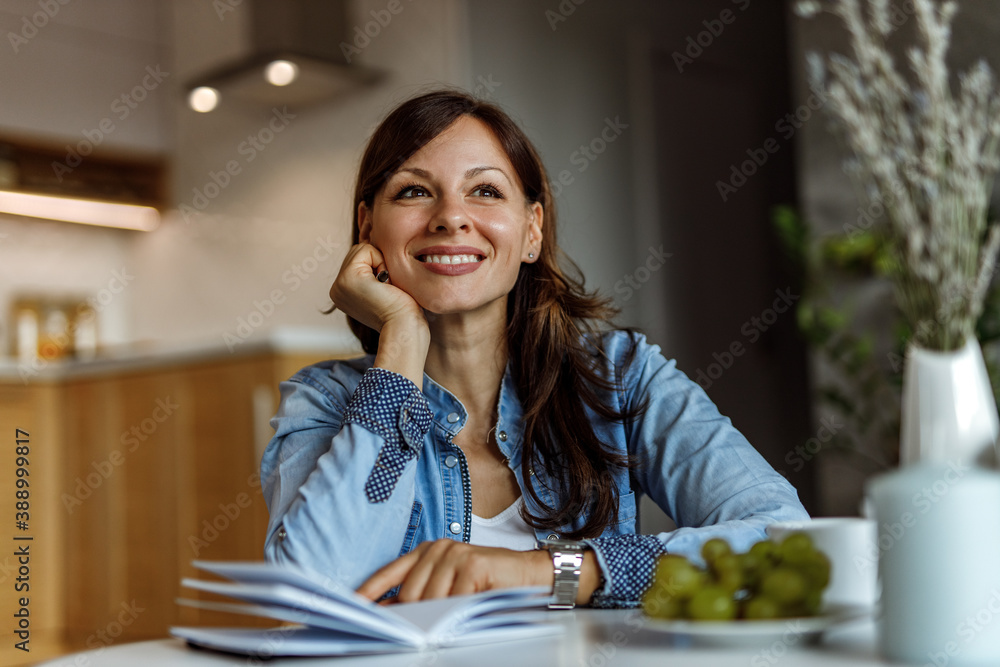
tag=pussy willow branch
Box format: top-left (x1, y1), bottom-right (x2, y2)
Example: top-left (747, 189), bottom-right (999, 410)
top-left (805, 0), bottom-right (1000, 350)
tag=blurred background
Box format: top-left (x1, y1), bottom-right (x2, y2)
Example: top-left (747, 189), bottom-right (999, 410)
top-left (2, 0), bottom-right (999, 662)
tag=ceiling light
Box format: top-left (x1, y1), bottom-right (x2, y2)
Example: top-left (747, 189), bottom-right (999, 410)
top-left (188, 87), bottom-right (220, 113)
top-left (265, 60), bottom-right (299, 86)
top-left (0, 190), bottom-right (160, 231)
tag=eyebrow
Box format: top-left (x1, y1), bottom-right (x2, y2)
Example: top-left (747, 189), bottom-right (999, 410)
top-left (395, 166), bottom-right (512, 183)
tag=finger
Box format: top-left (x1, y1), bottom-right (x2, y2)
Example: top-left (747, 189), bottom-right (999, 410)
top-left (393, 554), bottom-right (437, 602)
top-left (370, 251), bottom-right (390, 284)
top-left (356, 551), bottom-right (420, 600)
top-left (356, 565), bottom-right (407, 601)
top-left (338, 242), bottom-right (381, 275)
top-left (354, 244), bottom-right (386, 276)
top-left (414, 558), bottom-right (461, 600)
top-left (395, 541), bottom-right (456, 602)
top-left (356, 559), bottom-right (414, 599)
top-left (331, 244), bottom-right (376, 294)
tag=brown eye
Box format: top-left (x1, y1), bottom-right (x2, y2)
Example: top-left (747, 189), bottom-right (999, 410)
top-left (472, 183), bottom-right (504, 199)
top-left (393, 184), bottom-right (428, 200)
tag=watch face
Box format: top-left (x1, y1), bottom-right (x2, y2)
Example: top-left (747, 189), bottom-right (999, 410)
top-left (540, 538), bottom-right (585, 551)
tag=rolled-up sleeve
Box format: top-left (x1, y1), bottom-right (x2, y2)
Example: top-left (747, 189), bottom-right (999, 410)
top-left (260, 365), bottom-right (432, 588)
top-left (343, 368), bottom-right (433, 502)
top-left (583, 335), bottom-right (810, 608)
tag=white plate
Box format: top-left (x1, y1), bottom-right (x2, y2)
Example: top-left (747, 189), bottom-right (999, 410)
top-left (642, 604), bottom-right (874, 647)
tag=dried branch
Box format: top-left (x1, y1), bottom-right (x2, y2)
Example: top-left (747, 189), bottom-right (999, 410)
top-left (800, 0), bottom-right (1000, 350)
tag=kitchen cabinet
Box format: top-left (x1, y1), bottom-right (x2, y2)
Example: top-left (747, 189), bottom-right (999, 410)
top-left (0, 382), bottom-right (64, 666)
top-left (0, 338), bottom-right (355, 663)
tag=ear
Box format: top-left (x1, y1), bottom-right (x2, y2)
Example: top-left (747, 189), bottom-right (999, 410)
top-left (357, 201), bottom-right (373, 244)
top-left (523, 201), bottom-right (543, 262)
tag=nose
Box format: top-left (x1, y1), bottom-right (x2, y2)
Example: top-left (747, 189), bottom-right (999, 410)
top-left (428, 192), bottom-right (470, 233)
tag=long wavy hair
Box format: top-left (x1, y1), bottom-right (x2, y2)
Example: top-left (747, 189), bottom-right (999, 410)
top-left (347, 90), bottom-right (641, 539)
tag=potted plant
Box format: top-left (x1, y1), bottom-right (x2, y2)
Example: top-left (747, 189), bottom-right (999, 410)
top-left (798, 0), bottom-right (1000, 465)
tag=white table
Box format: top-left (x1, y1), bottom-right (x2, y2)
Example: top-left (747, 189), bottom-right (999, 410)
top-left (35, 609), bottom-right (892, 667)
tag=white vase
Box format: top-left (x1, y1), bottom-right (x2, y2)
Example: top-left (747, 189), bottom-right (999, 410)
top-left (900, 337), bottom-right (1000, 466)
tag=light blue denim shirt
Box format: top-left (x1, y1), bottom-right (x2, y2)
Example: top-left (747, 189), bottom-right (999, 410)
top-left (260, 331), bottom-right (809, 608)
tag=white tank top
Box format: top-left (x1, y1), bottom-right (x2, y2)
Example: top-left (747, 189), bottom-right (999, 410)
top-left (469, 496), bottom-right (538, 551)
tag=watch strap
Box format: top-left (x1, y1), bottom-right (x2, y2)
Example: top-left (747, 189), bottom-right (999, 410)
top-left (541, 539), bottom-right (585, 610)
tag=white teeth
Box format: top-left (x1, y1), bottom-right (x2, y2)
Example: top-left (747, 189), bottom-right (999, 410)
top-left (422, 254), bottom-right (481, 265)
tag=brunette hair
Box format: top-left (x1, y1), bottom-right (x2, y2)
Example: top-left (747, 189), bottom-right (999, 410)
top-left (347, 90), bottom-right (641, 539)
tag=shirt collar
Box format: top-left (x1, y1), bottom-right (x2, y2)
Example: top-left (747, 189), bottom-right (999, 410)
top-left (419, 364), bottom-right (526, 459)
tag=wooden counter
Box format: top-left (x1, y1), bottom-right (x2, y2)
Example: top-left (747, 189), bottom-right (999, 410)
top-left (0, 333), bottom-right (359, 665)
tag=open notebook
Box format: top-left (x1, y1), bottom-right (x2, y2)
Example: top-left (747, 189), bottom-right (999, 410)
top-left (170, 561), bottom-right (562, 657)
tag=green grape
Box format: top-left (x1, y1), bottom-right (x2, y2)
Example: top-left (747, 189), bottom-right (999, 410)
top-left (743, 595), bottom-right (782, 620)
top-left (701, 538), bottom-right (731, 566)
top-left (687, 586), bottom-right (737, 621)
top-left (643, 590), bottom-right (684, 619)
top-left (800, 551), bottom-right (831, 589)
top-left (739, 551), bottom-right (765, 587)
top-left (802, 589), bottom-right (823, 616)
top-left (712, 553), bottom-right (744, 593)
top-left (657, 553), bottom-right (689, 567)
top-left (749, 539), bottom-right (777, 564)
top-left (654, 555), bottom-right (690, 584)
top-left (711, 552), bottom-right (740, 575)
top-left (777, 532), bottom-right (815, 566)
top-left (654, 556), bottom-right (704, 599)
top-left (644, 536), bottom-right (832, 622)
top-left (760, 567), bottom-right (807, 605)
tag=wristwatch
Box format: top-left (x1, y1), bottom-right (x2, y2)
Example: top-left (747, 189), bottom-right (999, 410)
top-left (538, 538), bottom-right (586, 610)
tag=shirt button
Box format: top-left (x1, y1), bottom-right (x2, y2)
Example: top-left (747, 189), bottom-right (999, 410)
top-left (497, 431), bottom-right (508, 442)
top-left (444, 455), bottom-right (458, 468)
top-left (447, 412), bottom-right (460, 423)
top-left (449, 522), bottom-right (462, 535)
top-left (546, 533), bottom-right (559, 540)
top-left (277, 528), bottom-right (287, 540)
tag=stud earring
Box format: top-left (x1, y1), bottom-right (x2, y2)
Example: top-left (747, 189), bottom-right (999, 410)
top-left (528, 253), bottom-right (534, 259)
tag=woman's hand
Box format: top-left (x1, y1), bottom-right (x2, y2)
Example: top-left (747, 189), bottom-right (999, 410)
top-left (356, 540), bottom-right (554, 603)
top-left (329, 243), bottom-right (429, 385)
top-left (329, 243), bottom-right (421, 333)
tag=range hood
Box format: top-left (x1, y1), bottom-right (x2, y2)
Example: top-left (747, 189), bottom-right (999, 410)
top-left (185, 0), bottom-right (382, 110)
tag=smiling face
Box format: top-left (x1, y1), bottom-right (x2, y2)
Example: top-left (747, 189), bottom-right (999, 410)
top-left (358, 115), bottom-right (543, 317)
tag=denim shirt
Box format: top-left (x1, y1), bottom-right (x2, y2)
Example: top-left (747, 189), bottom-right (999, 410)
top-left (260, 331), bottom-right (809, 608)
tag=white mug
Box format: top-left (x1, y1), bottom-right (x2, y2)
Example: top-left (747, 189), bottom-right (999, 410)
top-left (867, 462), bottom-right (1000, 665)
top-left (766, 517), bottom-right (879, 609)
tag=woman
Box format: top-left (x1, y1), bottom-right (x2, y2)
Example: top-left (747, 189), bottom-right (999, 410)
top-left (260, 90), bottom-right (809, 609)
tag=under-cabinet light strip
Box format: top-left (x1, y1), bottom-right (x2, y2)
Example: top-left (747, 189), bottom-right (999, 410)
top-left (0, 190), bottom-right (160, 231)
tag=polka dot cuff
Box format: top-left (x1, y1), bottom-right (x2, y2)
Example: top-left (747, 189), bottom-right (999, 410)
top-left (342, 368), bottom-right (432, 504)
top-left (586, 534), bottom-right (665, 608)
